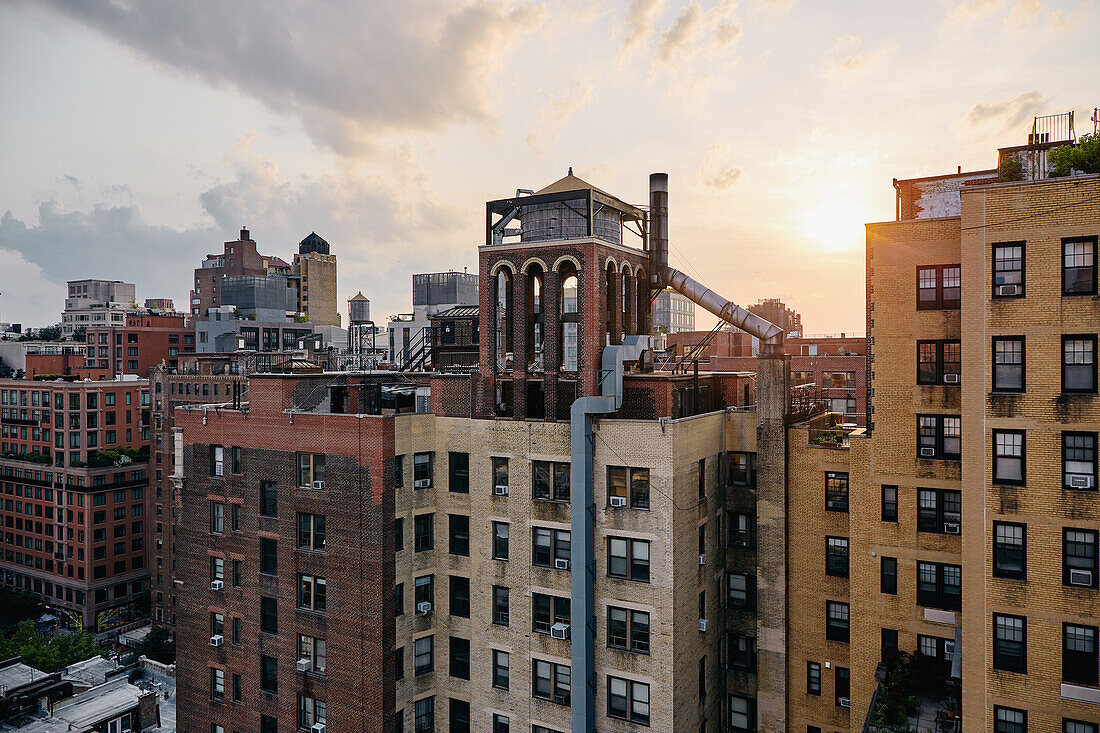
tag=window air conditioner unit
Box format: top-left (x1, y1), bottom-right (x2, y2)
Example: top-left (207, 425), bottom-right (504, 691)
top-left (943, 373), bottom-right (959, 384)
top-left (312, 480), bottom-right (325, 490)
top-left (998, 285), bottom-right (1020, 296)
top-left (699, 553), bottom-right (707, 566)
top-left (209, 635), bottom-right (224, 647)
top-left (1069, 569), bottom-right (1093, 587)
top-left (1069, 475), bottom-right (1095, 489)
top-left (550, 622), bottom-right (570, 640)
top-left (609, 496), bottom-right (627, 507)
top-left (296, 658), bottom-right (312, 672)
top-left (698, 619), bottom-right (709, 632)
top-left (920, 448), bottom-right (935, 458)
top-left (210, 580), bottom-right (224, 591)
top-left (416, 601), bottom-right (432, 615)
top-left (311, 724), bottom-right (326, 733)
top-left (839, 697), bottom-right (851, 709)
top-left (554, 558), bottom-right (570, 571)
top-left (414, 479), bottom-right (430, 489)
top-left (943, 522), bottom-right (961, 535)
top-left (494, 485), bottom-right (509, 496)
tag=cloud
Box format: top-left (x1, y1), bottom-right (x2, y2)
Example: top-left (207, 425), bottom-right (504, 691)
top-left (635, 0), bottom-right (740, 65)
top-left (824, 35), bottom-right (896, 78)
top-left (1004, 0), bottom-right (1067, 32)
top-left (15, 0), bottom-right (544, 156)
top-left (657, 4), bottom-right (705, 62)
top-left (0, 249), bottom-right (65, 329)
top-left (963, 89), bottom-right (1046, 132)
top-left (943, 0), bottom-right (1005, 29)
top-left (623, 0), bottom-right (664, 48)
top-left (526, 80), bottom-right (594, 155)
top-left (700, 145), bottom-right (742, 190)
top-left (0, 135), bottom-right (473, 327)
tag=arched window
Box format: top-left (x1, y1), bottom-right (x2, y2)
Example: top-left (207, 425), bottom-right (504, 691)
top-left (561, 270), bottom-right (579, 371)
top-left (495, 270), bottom-right (511, 372)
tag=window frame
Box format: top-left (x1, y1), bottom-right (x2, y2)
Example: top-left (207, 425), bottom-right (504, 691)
top-left (1062, 334), bottom-right (1098, 394)
top-left (806, 661), bottom-right (821, 695)
top-left (881, 485), bottom-right (898, 522)
top-left (916, 263), bottom-right (961, 310)
top-left (993, 521), bottom-right (1027, 580)
top-left (606, 605), bottom-right (650, 655)
top-left (491, 520), bottom-right (509, 560)
top-left (606, 465), bottom-right (650, 510)
top-left (917, 488), bottom-right (962, 534)
top-left (880, 556), bottom-right (897, 595)
top-left (992, 241), bottom-right (1026, 297)
top-left (1062, 622), bottom-right (1098, 686)
top-left (825, 536), bottom-right (849, 578)
top-left (532, 460), bottom-right (570, 503)
top-left (916, 561), bottom-right (961, 611)
top-left (607, 675), bottom-right (650, 726)
top-left (916, 340), bottom-right (962, 385)
top-left (992, 336), bottom-right (1026, 392)
top-left (917, 414), bottom-right (961, 460)
top-left (1063, 527), bottom-right (1099, 589)
top-left (825, 600), bottom-right (849, 643)
top-left (825, 471), bottom-right (849, 512)
top-left (993, 614), bottom-right (1027, 674)
top-left (447, 452), bottom-right (469, 493)
top-left (607, 536), bottom-right (650, 582)
top-left (992, 429), bottom-right (1026, 486)
top-left (1063, 431), bottom-right (1098, 491)
top-left (1062, 235), bottom-right (1098, 296)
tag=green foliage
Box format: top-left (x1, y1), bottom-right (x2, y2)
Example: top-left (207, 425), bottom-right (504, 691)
top-left (1050, 134), bottom-right (1100, 176)
top-left (88, 446), bottom-right (149, 468)
top-left (0, 589), bottom-right (42, 629)
top-left (0, 621), bottom-right (107, 673)
top-left (0, 450), bottom-right (52, 465)
top-left (135, 626), bottom-right (175, 665)
top-left (998, 157), bottom-right (1023, 182)
top-left (72, 326), bottom-right (86, 342)
top-left (37, 326), bottom-right (62, 341)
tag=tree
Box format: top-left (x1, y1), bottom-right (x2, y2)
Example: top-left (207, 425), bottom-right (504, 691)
top-left (0, 588), bottom-right (42, 629)
top-left (72, 326), bottom-right (86, 342)
top-left (135, 626), bottom-right (175, 664)
top-left (1050, 134), bottom-right (1100, 176)
top-left (37, 326), bottom-right (62, 341)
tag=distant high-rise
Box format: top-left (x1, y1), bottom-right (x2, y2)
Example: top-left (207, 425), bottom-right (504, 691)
top-left (61, 279), bottom-right (135, 337)
top-left (651, 289), bottom-right (695, 333)
top-left (190, 229), bottom-right (268, 318)
top-left (293, 232), bottom-right (340, 327)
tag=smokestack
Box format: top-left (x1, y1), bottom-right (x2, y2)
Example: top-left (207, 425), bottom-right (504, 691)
top-left (649, 173), bottom-right (668, 290)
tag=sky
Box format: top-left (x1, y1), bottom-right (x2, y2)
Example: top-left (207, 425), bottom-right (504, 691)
top-left (0, 0), bottom-right (1097, 334)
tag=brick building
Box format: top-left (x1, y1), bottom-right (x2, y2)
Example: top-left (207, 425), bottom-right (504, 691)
top-left (85, 311), bottom-right (193, 377)
top-left (172, 171), bottom-right (793, 733)
top-left (191, 229), bottom-right (272, 318)
top-left (0, 375), bottom-right (152, 632)
top-left (294, 232), bottom-right (340, 327)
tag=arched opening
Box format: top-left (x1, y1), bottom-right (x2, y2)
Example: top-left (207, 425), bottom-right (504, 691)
top-left (621, 263), bottom-right (633, 337)
top-left (636, 269), bottom-right (649, 335)
top-left (560, 264), bottom-right (579, 371)
top-left (494, 269), bottom-right (512, 373)
top-left (605, 262), bottom-right (619, 345)
top-left (526, 263), bottom-right (545, 369)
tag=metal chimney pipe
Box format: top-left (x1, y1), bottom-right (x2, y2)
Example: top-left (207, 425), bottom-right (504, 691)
top-left (649, 173), bottom-right (668, 290)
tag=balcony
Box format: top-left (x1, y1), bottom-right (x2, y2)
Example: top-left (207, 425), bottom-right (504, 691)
top-left (806, 413), bottom-right (866, 450)
top-left (863, 651), bottom-right (960, 733)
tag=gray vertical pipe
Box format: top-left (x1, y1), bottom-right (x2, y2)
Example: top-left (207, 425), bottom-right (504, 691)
top-left (650, 173), bottom-right (668, 290)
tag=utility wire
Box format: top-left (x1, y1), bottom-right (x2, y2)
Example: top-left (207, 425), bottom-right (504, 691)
top-left (592, 429), bottom-right (706, 512)
top-left (958, 192), bottom-right (1100, 231)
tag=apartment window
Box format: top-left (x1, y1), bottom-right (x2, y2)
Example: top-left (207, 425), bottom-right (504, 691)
top-left (448, 576), bottom-right (470, 618)
top-left (447, 452), bottom-right (469, 493)
top-left (1065, 720), bottom-right (1097, 733)
top-left (730, 511), bottom-right (753, 547)
top-left (260, 538), bottom-right (277, 575)
top-left (260, 481), bottom-right (277, 518)
top-left (917, 340), bottom-right (961, 385)
top-left (881, 485), bottom-right (898, 522)
top-left (993, 430), bottom-right (1026, 485)
top-left (993, 242), bottom-right (1025, 296)
top-left (994, 613), bottom-right (1027, 673)
top-left (1064, 432), bottom-right (1098, 490)
top-left (297, 574), bottom-right (326, 612)
top-left (917, 264), bottom-right (961, 310)
top-left (261, 715), bottom-right (277, 733)
top-left (492, 521), bottom-right (509, 560)
top-left (1063, 623), bottom-right (1098, 686)
top-left (993, 522), bottom-right (1026, 579)
top-left (1063, 236), bottom-right (1097, 295)
top-left (532, 527), bottom-right (570, 569)
top-left (395, 583), bottom-right (404, 616)
top-left (210, 556), bottom-right (224, 582)
top-left (826, 601), bottom-right (849, 643)
top-left (297, 696), bottom-right (326, 730)
top-left (1063, 528), bottom-right (1098, 588)
top-left (806, 661), bottom-right (821, 695)
top-left (727, 573), bottom-right (754, 609)
top-left (533, 593), bottom-right (570, 635)
top-left (394, 516), bottom-right (406, 553)
top-left (882, 628), bottom-right (899, 662)
top-left (260, 597), bottom-right (277, 634)
top-left (992, 337), bottom-right (1025, 391)
top-left (917, 488), bottom-right (961, 534)
top-left (729, 451), bottom-right (756, 486)
top-left (231, 673), bottom-right (241, 702)
top-left (413, 452), bottom-right (433, 487)
top-left (209, 446), bottom-right (224, 477)
top-left (298, 634), bottom-right (326, 673)
top-left (210, 502), bottom-right (224, 533)
top-left (825, 536), bottom-right (849, 577)
top-left (533, 659), bottom-right (570, 706)
top-left (297, 453), bottom-right (326, 488)
top-left (413, 635), bottom-right (434, 675)
top-left (608, 537), bottom-right (649, 581)
top-left (232, 561), bottom-right (242, 587)
top-left (294, 513), bottom-right (325, 552)
top-left (448, 636), bottom-right (469, 680)
top-left (445, 514), bottom-right (469, 556)
top-left (880, 556), bottom-right (897, 594)
top-left (414, 697), bottom-right (434, 733)
top-left (835, 667), bottom-right (850, 708)
top-left (1063, 335), bottom-right (1097, 393)
top-left (728, 633), bottom-right (756, 671)
top-left (414, 575), bottom-right (433, 609)
top-left (917, 562), bottom-right (961, 611)
top-left (917, 415), bottom-right (961, 459)
top-left (492, 715), bottom-right (509, 733)
top-left (260, 655), bottom-right (277, 694)
top-left (491, 456), bottom-right (508, 493)
top-left (210, 667), bottom-right (225, 701)
top-left (394, 455), bottom-right (404, 488)
top-left (607, 607), bottom-right (650, 654)
top-left (825, 472), bottom-right (848, 512)
top-left (492, 649), bottom-right (510, 689)
top-left (607, 466), bottom-right (650, 509)
top-left (492, 585), bottom-right (509, 625)
top-left (448, 699), bottom-right (469, 733)
top-left (533, 460), bottom-right (570, 502)
top-left (727, 694), bottom-right (753, 732)
top-left (231, 504), bottom-right (240, 531)
top-left (414, 513), bottom-right (434, 552)
top-left (232, 617), bottom-right (242, 643)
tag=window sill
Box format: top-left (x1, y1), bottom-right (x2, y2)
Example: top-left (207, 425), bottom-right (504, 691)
top-left (607, 645), bottom-right (650, 656)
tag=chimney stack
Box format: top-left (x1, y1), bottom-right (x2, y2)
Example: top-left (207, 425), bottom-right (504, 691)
top-left (649, 173), bottom-right (668, 290)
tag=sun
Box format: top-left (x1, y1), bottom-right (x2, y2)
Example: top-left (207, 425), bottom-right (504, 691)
top-left (799, 196), bottom-right (872, 253)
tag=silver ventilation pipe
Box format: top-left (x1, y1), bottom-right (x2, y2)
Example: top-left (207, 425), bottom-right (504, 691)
top-left (648, 173), bottom-right (785, 355)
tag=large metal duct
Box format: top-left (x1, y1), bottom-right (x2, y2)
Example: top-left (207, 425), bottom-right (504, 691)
top-left (648, 173), bottom-right (785, 355)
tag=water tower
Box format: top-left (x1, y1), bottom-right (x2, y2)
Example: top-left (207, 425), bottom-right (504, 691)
top-left (347, 292), bottom-right (373, 369)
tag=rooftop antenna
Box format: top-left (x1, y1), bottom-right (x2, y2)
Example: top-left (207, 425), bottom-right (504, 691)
top-left (1093, 107), bottom-right (1099, 135)
top-left (568, 166), bottom-right (573, 176)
